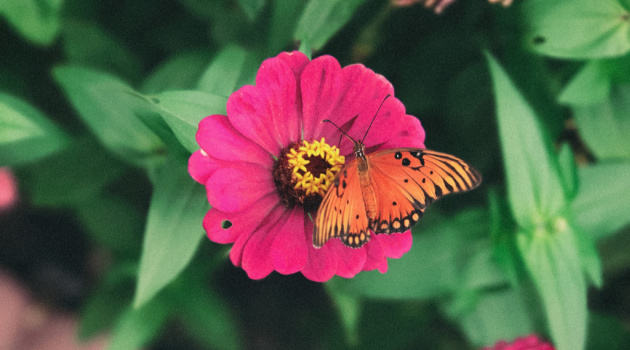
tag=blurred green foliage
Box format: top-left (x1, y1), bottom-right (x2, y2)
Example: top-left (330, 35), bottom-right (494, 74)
top-left (1, 0), bottom-right (630, 349)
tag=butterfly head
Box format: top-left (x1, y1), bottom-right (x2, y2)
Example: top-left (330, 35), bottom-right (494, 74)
top-left (352, 139), bottom-right (366, 160)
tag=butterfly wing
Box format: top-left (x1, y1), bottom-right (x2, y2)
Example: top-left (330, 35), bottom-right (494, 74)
top-left (367, 148), bottom-right (482, 234)
top-left (313, 161), bottom-right (372, 248)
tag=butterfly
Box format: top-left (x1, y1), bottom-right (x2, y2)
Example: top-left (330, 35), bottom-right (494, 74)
top-left (313, 98), bottom-right (482, 249)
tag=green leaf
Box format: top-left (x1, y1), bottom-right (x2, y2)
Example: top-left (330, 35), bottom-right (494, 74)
top-left (572, 162), bottom-right (630, 240)
top-left (0, 0), bottom-right (62, 45)
top-left (142, 51), bottom-right (213, 94)
top-left (61, 20), bottom-right (142, 81)
top-left (238, 0), bottom-right (265, 21)
top-left (53, 66), bottom-right (165, 166)
top-left (524, 0), bottom-right (630, 59)
top-left (172, 276), bottom-right (242, 350)
top-left (327, 209), bottom-right (490, 300)
top-left (558, 61), bottom-right (611, 105)
top-left (294, 0), bottom-right (367, 51)
top-left (268, 0), bottom-right (307, 54)
top-left (149, 91), bottom-right (227, 153)
top-left (569, 85), bottom-right (630, 160)
top-left (198, 45), bottom-right (260, 97)
top-left (573, 225), bottom-right (603, 288)
top-left (17, 138), bottom-right (127, 207)
top-left (517, 224), bottom-right (587, 350)
top-left (107, 297), bottom-right (170, 350)
top-left (451, 289), bottom-right (533, 348)
top-left (0, 93), bottom-right (69, 166)
top-left (327, 288), bottom-right (360, 347)
top-left (489, 189), bottom-right (522, 287)
top-left (133, 157), bottom-right (209, 308)
top-left (78, 270), bottom-right (134, 340)
top-left (558, 143), bottom-right (578, 201)
top-left (485, 52), bottom-right (566, 227)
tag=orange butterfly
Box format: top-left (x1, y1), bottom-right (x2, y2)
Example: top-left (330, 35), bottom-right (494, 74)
top-left (313, 100), bottom-right (482, 249)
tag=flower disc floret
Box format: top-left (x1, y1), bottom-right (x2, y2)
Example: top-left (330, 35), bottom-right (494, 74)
top-left (273, 138), bottom-right (344, 210)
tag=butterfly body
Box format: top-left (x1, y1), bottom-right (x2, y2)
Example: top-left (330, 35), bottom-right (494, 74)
top-left (313, 140), bottom-right (481, 249)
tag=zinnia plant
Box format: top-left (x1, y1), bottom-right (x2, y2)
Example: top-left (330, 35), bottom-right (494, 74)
top-left (188, 51), bottom-right (425, 282)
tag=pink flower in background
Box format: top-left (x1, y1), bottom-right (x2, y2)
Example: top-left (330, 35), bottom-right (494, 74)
top-left (392, 0), bottom-right (456, 13)
top-left (392, 0), bottom-right (513, 13)
top-left (0, 167), bottom-right (18, 211)
top-left (189, 51), bottom-right (425, 282)
top-left (482, 334), bottom-right (555, 350)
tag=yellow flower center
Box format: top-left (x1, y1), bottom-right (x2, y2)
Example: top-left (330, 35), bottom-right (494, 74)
top-left (273, 138), bottom-right (345, 209)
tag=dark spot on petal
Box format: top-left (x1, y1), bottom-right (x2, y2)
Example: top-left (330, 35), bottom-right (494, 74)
top-left (221, 220), bottom-right (232, 229)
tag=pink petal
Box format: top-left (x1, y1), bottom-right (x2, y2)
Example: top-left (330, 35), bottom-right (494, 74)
top-left (361, 236), bottom-right (386, 271)
top-left (300, 219), bottom-right (367, 281)
top-left (302, 59), bottom-right (394, 143)
top-left (379, 231), bottom-right (413, 258)
top-left (379, 115), bottom-right (426, 149)
top-left (275, 51), bottom-right (310, 81)
top-left (206, 165), bottom-right (275, 213)
top-left (227, 56), bottom-right (301, 156)
top-left (240, 205), bottom-right (289, 279)
top-left (270, 206), bottom-right (308, 275)
top-left (203, 193), bottom-right (281, 244)
top-left (196, 115), bottom-right (273, 168)
top-left (188, 150), bottom-right (225, 184)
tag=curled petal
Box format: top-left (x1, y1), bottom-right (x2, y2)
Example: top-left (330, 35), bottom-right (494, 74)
top-left (197, 115), bottom-right (273, 168)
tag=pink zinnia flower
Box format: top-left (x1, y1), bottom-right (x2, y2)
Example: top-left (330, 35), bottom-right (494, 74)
top-left (189, 51), bottom-right (425, 282)
top-left (483, 334), bottom-right (555, 350)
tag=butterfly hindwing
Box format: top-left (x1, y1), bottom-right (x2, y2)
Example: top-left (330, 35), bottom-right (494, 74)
top-left (313, 161), bottom-right (371, 248)
top-left (367, 148), bottom-right (482, 234)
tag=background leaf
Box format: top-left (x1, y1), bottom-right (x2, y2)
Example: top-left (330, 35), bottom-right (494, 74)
top-left (572, 162), bottom-right (630, 240)
top-left (0, 93), bottom-right (69, 166)
top-left (53, 66), bottom-right (164, 166)
top-left (197, 45), bottom-right (261, 97)
top-left (517, 225), bottom-right (587, 350)
top-left (150, 90), bottom-right (227, 153)
top-left (485, 52), bottom-right (566, 227)
top-left (0, 0), bottom-right (62, 45)
top-left (107, 296), bottom-right (170, 350)
top-left (294, 0), bottom-right (368, 51)
top-left (524, 0), bottom-right (630, 59)
top-left (133, 157), bottom-right (209, 308)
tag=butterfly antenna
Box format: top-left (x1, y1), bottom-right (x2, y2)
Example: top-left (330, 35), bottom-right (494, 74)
top-left (362, 94), bottom-right (391, 142)
top-left (321, 119), bottom-right (356, 143)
